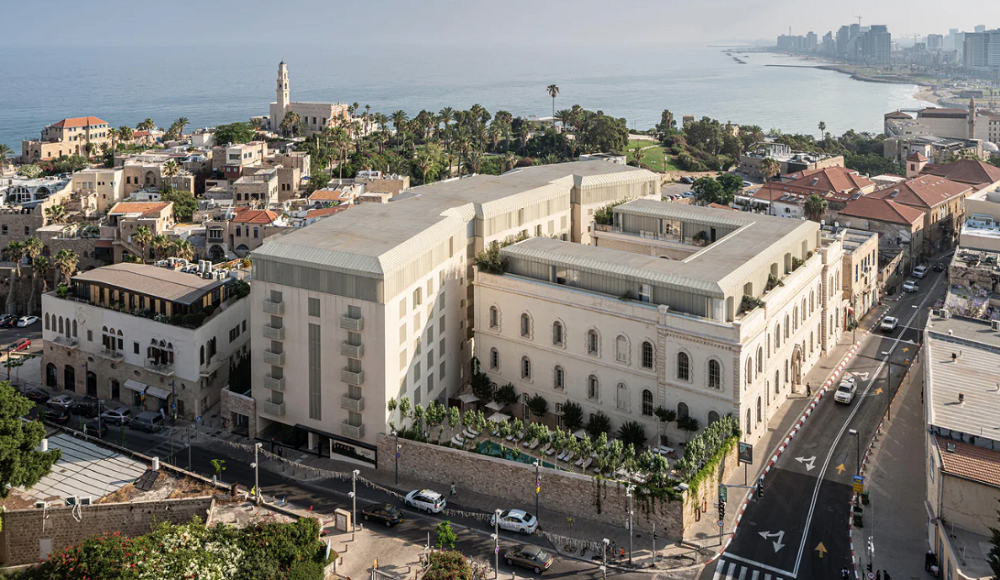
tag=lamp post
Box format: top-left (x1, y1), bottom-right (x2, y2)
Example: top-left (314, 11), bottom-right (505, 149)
top-left (848, 429), bottom-right (860, 475)
top-left (625, 483), bottom-right (634, 566)
top-left (493, 508), bottom-right (502, 579)
top-left (533, 461), bottom-right (540, 527)
top-left (393, 428), bottom-right (400, 485)
top-left (882, 351), bottom-right (894, 420)
top-left (602, 538), bottom-right (610, 580)
top-left (252, 442), bottom-right (261, 505)
top-left (188, 425), bottom-right (195, 471)
top-left (352, 469), bottom-right (360, 539)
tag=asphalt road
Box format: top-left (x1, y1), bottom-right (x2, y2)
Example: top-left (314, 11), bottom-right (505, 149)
top-left (704, 270), bottom-right (946, 580)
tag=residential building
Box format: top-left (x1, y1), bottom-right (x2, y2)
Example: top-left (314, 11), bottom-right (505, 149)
top-left (242, 161), bottom-right (659, 457)
top-left (21, 116), bottom-right (111, 162)
top-left (884, 135), bottom-right (985, 165)
top-left (211, 142), bottom-right (269, 180)
top-left (833, 195), bottom-right (927, 275)
top-left (820, 224), bottom-right (879, 319)
top-left (355, 170), bottom-right (409, 197)
top-left (119, 153), bottom-right (196, 196)
top-left (922, 313), bottom-right (1000, 580)
top-left (262, 151), bottom-right (310, 201)
top-left (72, 167), bottom-right (125, 214)
top-left (868, 175), bottom-right (974, 253)
top-left (919, 158), bottom-right (1000, 194)
top-left (746, 166), bottom-right (876, 218)
top-left (884, 100), bottom-right (996, 145)
top-left (41, 263), bottom-right (250, 420)
top-left (740, 143), bottom-right (844, 179)
top-left (105, 202), bottom-right (175, 262)
top-left (205, 208), bottom-right (290, 261)
top-left (963, 29), bottom-right (1000, 74)
top-left (232, 168), bottom-right (279, 207)
top-left (0, 175), bottom-right (72, 208)
top-left (268, 62), bottom-right (351, 134)
top-left (476, 201), bottom-right (846, 447)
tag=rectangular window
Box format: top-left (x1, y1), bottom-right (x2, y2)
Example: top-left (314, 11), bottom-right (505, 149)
top-left (438, 293), bottom-right (445, 310)
top-left (414, 337), bottom-right (422, 356)
top-left (242, 320), bottom-right (246, 332)
top-left (400, 349), bottom-right (407, 370)
top-left (87, 330), bottom-right (93, 342)
top-left (427, 279), bottom-right (434, 295)
top-left (412, 287), bottom-right (422, 308)
top-left (439, 315), bottom-right (445, 334)
top-left (439, 338), bottom-right (446, 356)
top-left (427, 373), bottom-right (434, 393)
top-left (399, 325), bottom-right (407, 344)
top-left (133, 342), bottom-right (139, 354)
top-left (308, 297), bottom-right (320, 317)
top-left (427, 350), bottom-right (434, 367)
top-left (269, 289), bottom-right (282, 303)
top-left (426, 325), bottom-right (434, 342)
top-left (413, 361), bottom-right (421, 381)
top-left (308, 323), bottom-right (322, 420)
top-left (348, 305), bottom-right (361, 319)
top-left (399, 300), bottom-right (407, 317)
top-left (439, 361), bottom-right (446, 380)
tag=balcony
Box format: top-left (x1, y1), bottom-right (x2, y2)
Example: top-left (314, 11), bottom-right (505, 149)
top-left (341, 422), bottom-right (365, 439)
top-left (144, 359), bottom-right (175, 376)
top-left (341, 369), bottom-right (365, 385)
top-left (263, 300), bottom-right (285, 315)
top-left (340, 314), bottom-right (364, 331)
top-left (340, 342), bottom-right (364, 358)
top-left (262, 325), bottom-right (285, 340)
top-left (341, 394), bottom-right (365, 412)
top-left (263, 375), bottom-right (285, 391)
top-left (51, 336), bottom-right (79, 350)
top-left (261, 400), bottom-right (286, 417)
top-left (98, 348), bottom-right (124, 361)
top-left (262, 350), bottom-right (285, 366)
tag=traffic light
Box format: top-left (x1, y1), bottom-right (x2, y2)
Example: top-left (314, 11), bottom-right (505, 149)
top-left (757, 476), bottom-right (765, 499)
top-left (719, 499), bottom-right (726, 520)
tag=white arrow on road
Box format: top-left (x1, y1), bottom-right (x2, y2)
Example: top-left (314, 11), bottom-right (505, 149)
top-left (854, 372), bottom-right (870, 381)
top-left (795, 456), bottom-right (817, 471)
top-left (759, 530), bottom-right (786, 552)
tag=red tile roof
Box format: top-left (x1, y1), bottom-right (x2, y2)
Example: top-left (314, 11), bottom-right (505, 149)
top-left (784, 166), bottom-right (874, 193)
top-left (936, 436), bottom-right (1000, 488)
top-left (869, 175), bottom-right (971, 209)
top-left (232, 208), bottom-right (280, 224)
top-left (308, 189), bottom-right (347, 201)
top-left (884, 111), bottom-right (912, 119)
top-left (906, 152), bottom-right (928, 162)
top-left (918, 108), bottom-right (969, 117)
top-left (108, 202), bottom-right (171, 217)
top-left (921, 159), bottom-right (1000, 187)
top-left (837, 196), bottom-right (925, 226)
top-left (306, 205), bottom-right (350, 219)
top-left (51, 116), bottom-right (108, 128)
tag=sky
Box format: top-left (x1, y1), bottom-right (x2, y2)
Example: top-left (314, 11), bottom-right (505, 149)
top-left (0, 0), bottom-right (994, 49)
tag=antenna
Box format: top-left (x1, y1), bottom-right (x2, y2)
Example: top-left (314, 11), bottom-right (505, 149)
top-left (853, 15), bottom-right (862, 27)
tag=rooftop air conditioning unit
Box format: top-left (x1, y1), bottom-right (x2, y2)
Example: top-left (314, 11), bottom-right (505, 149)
top-left (991, 319), bottom-right (1000, 331)
top-left (65, 496), bottom-right (79, 506)
top-left (34, 501), bottom-right (46, 509)
top-left (80, 497), bottom-right (92, 505)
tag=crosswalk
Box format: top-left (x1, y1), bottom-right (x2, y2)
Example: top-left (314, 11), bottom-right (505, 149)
top-left (712, 558), bottom-right (790, 580)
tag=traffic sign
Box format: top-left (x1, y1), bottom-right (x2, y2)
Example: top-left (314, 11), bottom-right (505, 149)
top-left (717, 520), bottom-right (724, 527)
top-left (867, 573), bottom-right (874, 579)
top-left (738, 442), bottom-right (753, 465)
top-left (495, 546), bottom-right (500, 555)
top-left (853, 475), bottom-right (865, 493)
top-left (718, 484), bottom-right (728, 502)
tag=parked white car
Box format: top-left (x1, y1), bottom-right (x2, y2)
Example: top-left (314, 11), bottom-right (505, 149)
top-left (912, 265), bottom-right (928, 279)
top-left (880, 316), bottom-right (898, 332)
top-left (834, 374), bottom-right (857, 404)
top-left (17, 316), bottom-right (39, 327)
top-left (404, 489), bottom-right (446, 514)
top-left (902, 279), bottom-right (919, 293)
top-left (46, 394), bottom-right (74, 409)
top-left (491, 509), bottom-right (539, 535)
top-left (100, 407), bottom-right (133, 425)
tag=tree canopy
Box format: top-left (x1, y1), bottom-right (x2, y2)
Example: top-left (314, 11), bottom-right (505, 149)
top-left (160, 187), bottom-right (198, 222)
top-left (0, 383), bottom-right (61, 520)
top-left (215, 122), bottom-right (257, 146)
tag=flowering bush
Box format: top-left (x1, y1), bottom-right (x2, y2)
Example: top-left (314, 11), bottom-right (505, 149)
top-left (14, 517), bottom-right (332, 580)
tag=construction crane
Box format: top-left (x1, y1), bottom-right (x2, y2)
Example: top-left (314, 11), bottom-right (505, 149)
top-left (853, 15), bottom-right (863, 27)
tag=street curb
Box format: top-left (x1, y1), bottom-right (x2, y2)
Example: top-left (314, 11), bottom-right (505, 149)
top-left (704, 312), bottom-right (883, 567)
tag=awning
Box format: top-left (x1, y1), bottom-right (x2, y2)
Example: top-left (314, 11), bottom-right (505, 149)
top-left (144, 386), bottom-right (171, 400)
top-left (485, 401), bottom-right (503, 412)
top-left (457, 394), bottom-right (479, 404)
top-left (123, 379), bottom-right (147, 393)
top-left (488, 412), bottom-right (510, 423)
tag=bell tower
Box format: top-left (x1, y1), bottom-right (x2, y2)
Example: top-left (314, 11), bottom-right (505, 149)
top-left (276, 61), bottom-right (290, 114)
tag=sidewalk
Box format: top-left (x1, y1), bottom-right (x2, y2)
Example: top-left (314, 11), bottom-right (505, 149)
top-left (851, 356), bottom-right (929, 579)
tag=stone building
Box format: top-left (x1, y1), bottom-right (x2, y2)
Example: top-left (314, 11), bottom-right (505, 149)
top-left (267, 61), bottom-right (350, 134)
top-left (104, 202), bottom-right (175, 262)
top-left (20, 116), bottom-right (111, 162)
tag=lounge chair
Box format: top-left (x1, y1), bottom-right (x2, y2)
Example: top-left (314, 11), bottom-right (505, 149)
top-left (545, 446), bottom-right (556, 456)
top-left (467, 427), bottom-right (480, 437)
top-left (505, 432), bottom-right (515, 442)
top-left (529, 439), bottom-right (540, 450)
top-left (575, 456), bottom-right (585, 467)
top-left (582, 457), bottom-right (593, 470)
top-left (539, 443), bottom-right (551, 454)
top-left (450, 435), bottom-right (464, 447)
top-left (556, 450), bottom-right (567, 461)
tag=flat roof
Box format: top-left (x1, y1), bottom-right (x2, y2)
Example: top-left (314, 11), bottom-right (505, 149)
top-left (72, 263), bottom-right (226, 304)
top-left (253, 161), bottom-right (657, 277)
top-left (925, 314), bottom-right (1000, 441)
top-left (23, 433), bottom-right (147, 502)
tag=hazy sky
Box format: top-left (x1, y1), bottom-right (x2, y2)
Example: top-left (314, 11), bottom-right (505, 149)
top-left (0, 0), bottom-right (994, 48)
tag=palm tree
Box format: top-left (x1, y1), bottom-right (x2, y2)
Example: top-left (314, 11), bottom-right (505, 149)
top-left (133, 225), bottom-right (153, 263)
top-left (760, 157), bottom-right (781, 185)
top-left (107, 127), bottom-right (119, 152)
top-left (555, 109), bottom-right (574, 130)
top-left (804, 193), bottom-right (828, 222)
top-left (162, 160), bottom-right (179, 190)
top-left (326, 127), bottom-right (351, 180)
top-left (546, 84), bottom-right (560, 122)
top-left (137, 118), bottom-right (155, 131)
top-left (44, 204), bottom-right (67, 224)
top-left (464, 150), bottom-right (484, 175)
top-left (0, 144), bottom-right (12, 161)
top-left (171, 239), bottom-right (194, 261)
top-left (817, 121), bottom-right (826, 141)
top-left (53, 249), bottom-right (78, 286)
top-left (23, 237), bottom-right (42, 314)
top-left (174, 117), bottom-right (189, 137)
top-left (391, 110), bottom-right (408, 151)
top-left (151, 235), bottom-right (169, 260)
top-left (118, 125), bottom-right (134, 146)
top-left (502, 152), bottom-right (517, 172)
top-left (34, 256), bottom-right (50, 294)
top-left (5, 241), bottom-right (24, 315)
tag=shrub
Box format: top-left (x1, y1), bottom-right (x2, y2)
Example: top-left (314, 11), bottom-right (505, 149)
top-left (493, 383), bottom-right (518, 407)
top-left (561, 401), bottom-right (584, 430)
top-left (740, 295), bottom-right (764, 314)
top-left (423, 550), bottom-right (473, 580)
top-left (435, 521), bottom-right (458, 549)
top-left (617, 420), bottom-right (647, 449)
top-left (585, 411), bottom-right (612, 439)
top-left (526, 394), bottom-right (548, 418)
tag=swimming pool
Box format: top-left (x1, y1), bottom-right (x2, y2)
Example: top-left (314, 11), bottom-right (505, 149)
top-left (477, 440), bottom-right (559, 470)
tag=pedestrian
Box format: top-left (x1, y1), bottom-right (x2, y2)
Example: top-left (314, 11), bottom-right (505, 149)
top-left (450, 482), bottom-right (457, 496)
top-left (807, 383), bottom-right (812, 396)
top-left (883, 571), bottom-right (891, 580)
top-left (619, 548), bottom-right (625, 559)
top-left (270, 437), bottom-right (275, 453)
top-left (276, 446), bottom-right (283, 458)
top-left (841, 566), bottom-right (850, 580)
top-left (159, 408), bottom-right (165, 421)
top-left (925, 549), bottom-right (935, 571)
top-left (875, 570), bottom-right (881, 580)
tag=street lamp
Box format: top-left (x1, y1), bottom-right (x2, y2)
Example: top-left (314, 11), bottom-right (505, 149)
top-left (393, 428), bottom-right (400, 485)
top-left (188, 425), bottom-right (195, 471)
top-left (602, 538), bottom-right (610, 580)
top-left (882, 350), bottom-right (894, 420)
top-left (493, 508), bottom-right (502, 579)
top-left (351, 469), bottom-right (360, 539)
top-left (848, 429), bottom-right (860, 476)
top-left (533, 461), bottom-right (540, 527)
top-left (252, 442), bottom-right (262, 505)
top-left (625, 483), bottom-right (634, 566)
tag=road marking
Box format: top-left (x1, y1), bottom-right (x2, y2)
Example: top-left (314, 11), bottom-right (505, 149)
top-left (835, 463), bottom-right (846, 474)
top-left (902, 347), bottom-right (909, 352)
top-left (720, 553), bottom-right (795, 577)
top-left (853, 372), bottom-right (870, 381)
top-left (712, 562), bottom-right (725, 580)
top-left (874, 388), bottom-right (883, 395)
top-left (791, 284), bottom-right (937, 577)
top-left (726, 561), bottom-right (737, 580)
top-left (739, 568), bottom-right (747, 580)
top-left (752, 571), bottom-right (760, 580)
top-left (815, 542), bottom-right (827, 558)
top-left (795, 456), bottom-right (816, 471)
top-left (759, 530), bottom-right (786, 552)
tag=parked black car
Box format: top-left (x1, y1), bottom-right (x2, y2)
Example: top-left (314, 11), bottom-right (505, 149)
top-left (23, 388), bottom-right (50, 404)
top-left (82, 418), bottom-right (108, 437)
top-left (361, 503), bottom-right (404, 527)
top-left (933, 262), bottom-right (944, 273)
top-left (43, 407), bottom-right (71, 425)
top-left (0, 314), bottom-right (15, 328)
top-left (70, 397), bottom-right (100, 417)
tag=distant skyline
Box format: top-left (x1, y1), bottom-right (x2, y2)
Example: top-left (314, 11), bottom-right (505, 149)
top-left (0, 0), bottom-right (996, 49)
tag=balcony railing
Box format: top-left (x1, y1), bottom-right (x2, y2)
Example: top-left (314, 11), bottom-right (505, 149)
top-left (340, 314), bottom-right (364, 331)
top-left (340, 342), bottom-right (364, 358)
top-left (341, 395), bottom-right (365, 412)
top-left (145, 359), bottom-right (174, 375)
top-left (263, 375), bottom-right (285, 391)
top-left (263, 300), bottom-right (285, 315)
top-left (341, 369), bottom-right (364, 385)
top-left (51, 336), bottom-right (79, 349)
top-left (98, 348), bottom-right (124, 360)
top-left (262, 350), bottom-right (285, 366)
top-left (261, 400), bottom-right (286, 417)
top-left (341, 422), bottom-right (365, 439)
top-left (263, 325), bottom-right (285, 340)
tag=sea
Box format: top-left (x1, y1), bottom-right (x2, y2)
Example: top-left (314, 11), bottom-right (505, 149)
top-left (0, 43), bottom-right (932, 151)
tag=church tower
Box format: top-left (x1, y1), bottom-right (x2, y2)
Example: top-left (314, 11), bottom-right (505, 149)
top-left (277, 61), bottom-right (290, 115)
top-left (968, 96), bottom-right (977, 140)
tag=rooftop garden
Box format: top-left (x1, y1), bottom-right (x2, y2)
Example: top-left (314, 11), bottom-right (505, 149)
top-left (474, 232), bottom-right (528, 275)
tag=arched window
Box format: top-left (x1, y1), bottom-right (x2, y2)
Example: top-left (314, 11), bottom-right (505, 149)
top-left (521, 356), bottom-right (531, 380)
top-left (641, 341), bottom-right (654, 369)
top-left (489, 306), bottom-right (499, 329)
top-left (490, 348), bottom-right (500, 370)
top-left (785, 359), bottom-right (789, 383)
top-left (756, 396), bottom-right (762, 423)
top-left (809, 290), bottom-right (815, 314)
top-left (756, 346), bottom-right (764, 373)
top-left (616, 383), bottom-right (629, 411)
top-left (552, 321), bottom-right (564, 346)
top-left (615, 335), bottom-right (628, 363)
top-left (775, 324), bottom-right (781, 349)
top-left (801, 298), bottom-right (807, 323)
top-left (677, 402), bottom-right (689, 420)
top-left (784, 315), bottom-right (790, 338)
top-left (587, 375), bottom-right (599, 400)
top-left (200, 345), bottom-right (205, 365)
top-left (810, 332), bottom-right (814, 354)
top-left (554, 366), bottom-right (565, 391)
top-left (709, 359), bottom-right (722, 390)
top-left (520, 313), bottom-right (532, 339)
top-left (587, 330), bottom-right (599, 355)
top-left (746, 409), bottom-right (752, 435)
top-left (642, 390), bottom-right (654, 416)
top-left (72, 320), bottom-right (77, 338)
top-left (708, 411), bottom-right (720, 425)
top-left (58, 317), bottom-right (64, 335)
top-left (793, 307), bottom-right (799, 330)
top-left (45, 313), bottom-right (50, 330)
top-left (677, 352), bottom-right (690, 381)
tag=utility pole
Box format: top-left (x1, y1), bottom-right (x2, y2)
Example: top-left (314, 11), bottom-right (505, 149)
top-left (849, 429), bottom-right (860, 475)
top-left (625, 483), bottom-right (634, 566)
top-left (352, 469), bottom-right (360, 540)
top-left (533, 461), bottom-right (540, 526)
top-left (188, 425), bottom-right (194, 471)
top-left (253, 442), bottom-right (261, 505)
top-left (394, 429), bottom-right (400, 485)
top-left (493, 509), bottom-right (502, 579)
top-left (651, 520), bottom-right (657, 568)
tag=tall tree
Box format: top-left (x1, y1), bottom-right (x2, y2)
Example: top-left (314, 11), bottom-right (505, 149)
top-left (151, 235), bottom-right (169, 260)
top-left (0, 144), bottom-right (12, 161)
top-left (53, 249), bottom-right (78, 286)
top-left (0, 383), bottom-right (61, 510)
top-left (818, 121), bottom-right (827, 141)
top-left (760, 157), bottom-right (781, 185)
top-left (133, 225), bottom-right (153, 263)
top-left (34, 255), bottom-right (50, 294)
top-left (137, 118), bottom-right (155, 131)
top-left (656, 109), bottom-right (676, 137)
top-left (44, 204), bottom-right (67, 224)
top-left (546, 84), bottom-right (560, 121)
top-left (5, 241), bottom-right (24, 315)
top-left (23, 237), bottom-right (42, 314)
top-left (804, 193), bottom-right (828, 222)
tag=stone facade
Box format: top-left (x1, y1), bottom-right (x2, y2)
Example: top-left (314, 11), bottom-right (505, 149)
top-left (221, 386), bottom-right (257, 437)
top-left (0, 497), bottom-right (213, 566)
